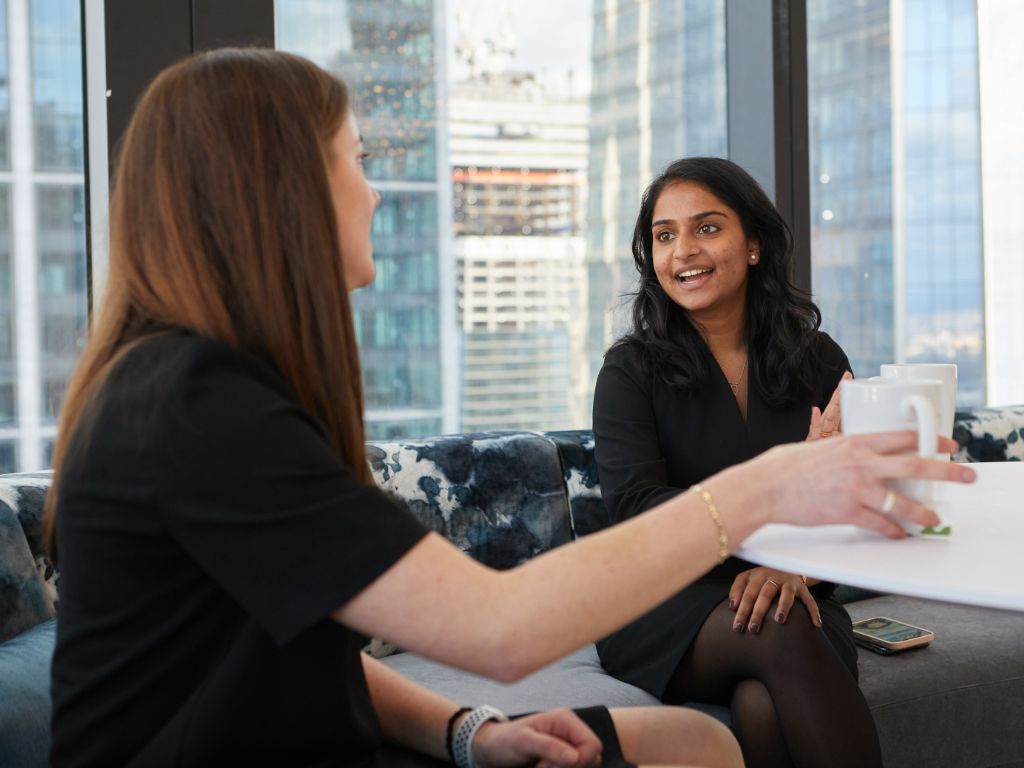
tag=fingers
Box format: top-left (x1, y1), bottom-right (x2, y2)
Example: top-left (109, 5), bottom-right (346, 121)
top-left (774, 582), bottom-right (795, 624)
top-left (867, 453), bottom-right (977, 484)
top-left (806, 406), bottom-right (822, 441)
top-left (846, 505), bottom-right (908, 538)
top-left (851, 431), bottom-right (971, 465)
top-left (728, 570), bottom-right (749, 610)
top-left (795, 586), bottom-right (822, 628)
top-left (515, 729), bottom-right (581, 768)
top-left (747, 580), bottom-right (779, 632)
top-left (523, 710), bottom-right (602, 767)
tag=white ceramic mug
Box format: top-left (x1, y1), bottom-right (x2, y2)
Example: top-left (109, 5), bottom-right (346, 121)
top-left (841, 378), bottom-right (944, 531)
top-left (880, 363), bottom-right (958, 443)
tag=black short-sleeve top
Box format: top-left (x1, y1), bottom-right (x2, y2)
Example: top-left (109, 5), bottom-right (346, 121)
top-left (50, 332), bottom-right (428, 767)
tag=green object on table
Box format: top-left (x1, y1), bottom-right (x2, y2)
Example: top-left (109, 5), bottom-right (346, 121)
top-left (920, 525), bottom-right (952, 536)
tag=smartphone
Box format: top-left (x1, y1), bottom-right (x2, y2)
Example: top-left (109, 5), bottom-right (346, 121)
top-left (852, 616), bottom-right (934, 653)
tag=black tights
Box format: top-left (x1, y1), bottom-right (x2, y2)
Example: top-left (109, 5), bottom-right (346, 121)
top-left (664, 600), bottom-right (882, 768)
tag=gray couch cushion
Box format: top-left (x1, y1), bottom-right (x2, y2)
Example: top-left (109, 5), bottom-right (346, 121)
top-left (849, 595), bottom-right (1024, 768)
top-left (381, 644), bottom-right (660, 712)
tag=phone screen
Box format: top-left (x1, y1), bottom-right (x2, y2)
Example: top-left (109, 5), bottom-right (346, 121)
top-left (853, 617), bottom-right (930, 643)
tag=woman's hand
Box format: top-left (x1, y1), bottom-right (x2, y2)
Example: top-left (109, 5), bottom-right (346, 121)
top-left (731, 432), bottom-right (975, 538)
top-left (729, 567), bottom-right (821, 633)
top-left (807, 371), bottom-right (853, 441)
top-left (472, 709), bottom-right (602, 768)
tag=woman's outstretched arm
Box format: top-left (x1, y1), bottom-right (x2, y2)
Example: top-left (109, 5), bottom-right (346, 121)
top-left (335, 433), bottom-right (973, 682)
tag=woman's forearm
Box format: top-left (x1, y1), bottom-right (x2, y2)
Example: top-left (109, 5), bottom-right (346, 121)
top-left (337, 433), bottom-right (966, 682)
top-left (336, 461), bottom-right (772, 682)
top-left (361, 653), bottom-right (458, 759)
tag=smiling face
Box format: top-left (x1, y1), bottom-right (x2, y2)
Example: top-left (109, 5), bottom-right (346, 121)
top-left (650, 181), bottom-right (759, 327)
top-left (327, 112), bottom-right (381, 290)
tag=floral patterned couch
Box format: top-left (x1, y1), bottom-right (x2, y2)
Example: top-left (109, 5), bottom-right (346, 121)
top-left (1, 407), bottom-right (1022, 767)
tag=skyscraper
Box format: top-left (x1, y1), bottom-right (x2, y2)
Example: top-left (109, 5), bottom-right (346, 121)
top-left (449, 67), bottom-right (589, 430)
top-left (585, 0), bottom-right (727, 406)
top-left (808, 0), bottom-right (986, 404)
top-left (277, 0), bottom-right (455, 439)
top-left (0, 0), bottom-right (87, 472)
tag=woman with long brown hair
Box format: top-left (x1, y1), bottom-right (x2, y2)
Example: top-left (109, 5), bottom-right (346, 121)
top-left (45, 49), bottom-right (971, 768)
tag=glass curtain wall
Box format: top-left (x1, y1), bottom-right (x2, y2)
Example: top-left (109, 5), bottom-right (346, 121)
top-left (278, 0), bottom-right (728, 436)
top-left (0, 0), bottom-right (86, 471)
top-left (277, 0), bottom-right (447, 440)
top-left (808, 0), bottom-right (991, 405)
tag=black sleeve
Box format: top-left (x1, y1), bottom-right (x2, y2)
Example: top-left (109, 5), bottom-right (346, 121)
top-left (156, 344), bottom-right (428, 647)
top-left (815, 332), bottom-right (854, 410)
top-left (592, 346), bottom-right (683, 524)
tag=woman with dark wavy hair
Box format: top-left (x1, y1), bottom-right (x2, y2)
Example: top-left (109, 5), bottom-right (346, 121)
top-left (593, 157), bottom-right (880, 768)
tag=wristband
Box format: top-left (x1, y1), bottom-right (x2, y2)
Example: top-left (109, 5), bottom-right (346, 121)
top-left (445, 706), bottom-right (471, 764)
top-left (452, 704), bottom-right (509, 768)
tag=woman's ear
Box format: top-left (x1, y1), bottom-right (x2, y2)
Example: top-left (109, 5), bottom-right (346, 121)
top-left (747, 239), bottom-right (761, 264)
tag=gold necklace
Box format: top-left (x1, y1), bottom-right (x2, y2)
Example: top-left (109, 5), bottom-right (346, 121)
top-left (725, 357), bottom-right (748, 396)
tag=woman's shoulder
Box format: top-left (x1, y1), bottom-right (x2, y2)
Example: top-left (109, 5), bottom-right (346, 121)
top-left (110, 331), bottom-right (295, 415)
top-left (603, 336), bottom-right (646, 368)
top-left (808, 330), bottom-right (850, 370)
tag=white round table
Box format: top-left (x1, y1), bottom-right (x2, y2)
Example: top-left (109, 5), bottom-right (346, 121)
top-left (736, 461), bottom-right (1024, 611)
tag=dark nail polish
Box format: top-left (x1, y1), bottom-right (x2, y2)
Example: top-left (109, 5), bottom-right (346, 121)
top-left (749, 622), bottom-right (760, 634)
top-left (775, 611), bottom-right (786, 623)
top-left (733, 622), bottom-right (744, 633)
top-left (729, 599), bottom-right (736, 610)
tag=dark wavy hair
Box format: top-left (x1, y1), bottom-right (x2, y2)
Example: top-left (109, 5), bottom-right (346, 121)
top-left (618, 156), bottom-right (822, 407)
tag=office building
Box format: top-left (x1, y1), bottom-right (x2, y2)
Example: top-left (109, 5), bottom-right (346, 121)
top-left (0, 0), bottom-right (87, 472)
top-left (450, 57), bottom-right (589, 430)
top-left (278, 0), bottom-right (455, 439)
top-left (808, 0), bottom-right (985, 404)
top-left (585, 0), bottom-right (727, 408)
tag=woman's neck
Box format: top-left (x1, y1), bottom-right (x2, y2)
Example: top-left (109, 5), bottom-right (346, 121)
top-left (692, 305), bottom-right (747, 357)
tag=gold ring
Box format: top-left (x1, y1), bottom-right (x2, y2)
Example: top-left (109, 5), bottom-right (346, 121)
top-left (880, 490), bottom-right (896, 514)
top-left (766, 579), bottom-right (780, 589)
top-left (800, 574), bottom-right (808, 586)
top-left (820, 430), bottom-right (832, 438)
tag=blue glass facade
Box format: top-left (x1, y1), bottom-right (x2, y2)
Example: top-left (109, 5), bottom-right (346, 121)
top-left (809, 0), bottom-right (985, 404)
top-left (277, 0), bottom-right (445, 439)
top-left (901, 0), bottom-right (984, 404)
top-left (586, 0), bottom-right (727, 399)
top-left (808, 0), bottom-right (894, 381)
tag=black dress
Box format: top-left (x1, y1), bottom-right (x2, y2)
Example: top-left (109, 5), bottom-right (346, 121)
top-left (592, 332), bottom-right (858, 699)
top-left (50, 332), bottom-right (434, 767)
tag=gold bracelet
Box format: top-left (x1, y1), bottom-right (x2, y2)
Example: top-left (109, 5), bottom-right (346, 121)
top-left (692, 483), bottom-right (729, 564)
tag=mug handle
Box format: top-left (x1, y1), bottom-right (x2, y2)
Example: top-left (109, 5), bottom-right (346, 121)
top-left (901, 395), bottom-right (937, 459)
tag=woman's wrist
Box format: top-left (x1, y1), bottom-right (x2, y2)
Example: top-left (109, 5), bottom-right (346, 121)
top-left (700, 466), bottom-right (774, 548)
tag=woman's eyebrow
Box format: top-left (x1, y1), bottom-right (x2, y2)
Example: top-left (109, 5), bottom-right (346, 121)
top-left (689, 210), bottom-right (727, 221)
top-left (652, 210), bottom-right (727, 228)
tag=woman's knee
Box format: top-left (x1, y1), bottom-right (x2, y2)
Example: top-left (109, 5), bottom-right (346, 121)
top-left (610, 705), bottom-right (743, 768)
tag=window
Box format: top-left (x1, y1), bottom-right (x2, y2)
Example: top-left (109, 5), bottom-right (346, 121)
top-left (808, 0), bottom-right (1023, 407)
top-left (277, 0), bottom-right (727, 436)
top-left (0, 0), bottom-right (87, 469)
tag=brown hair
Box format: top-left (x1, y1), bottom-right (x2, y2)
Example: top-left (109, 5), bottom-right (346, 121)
top-left (44, 48), bottom-right (371, 557)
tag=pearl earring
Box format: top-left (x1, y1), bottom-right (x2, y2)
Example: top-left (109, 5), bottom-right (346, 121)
top-left (749, 252), bottom-right (759, 262)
